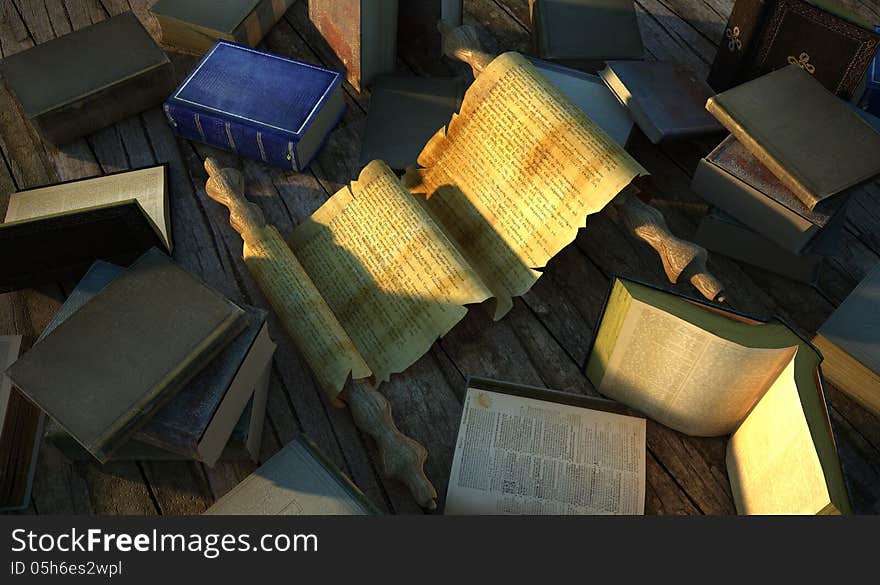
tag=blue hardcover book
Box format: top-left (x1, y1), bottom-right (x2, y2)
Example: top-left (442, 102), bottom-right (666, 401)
top-left (863, 25), bottom-right (880, 115)
top-left (164, 41), bottom-right (345, 171)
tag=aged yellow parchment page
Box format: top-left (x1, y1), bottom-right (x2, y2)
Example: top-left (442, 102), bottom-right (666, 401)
top-left (289, 161), bottom-right (492, 384)
top-left (598, 298), bottom-right (797, 436)
top-left (405, 52), bottom-right (648, 318)
top-left (726, 355), bottom-right (832, 514)
top-left (243, 224), bottom-right (371, 396)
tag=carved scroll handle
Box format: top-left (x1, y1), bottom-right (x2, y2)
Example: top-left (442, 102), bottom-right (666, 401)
top-left (204, 158), bottom-right (438, 510)
top-left (439, 23), bottom-right (726, 303)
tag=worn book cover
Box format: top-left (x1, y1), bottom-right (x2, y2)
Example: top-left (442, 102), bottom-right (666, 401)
top-left (164, 42), bottom-right (345, 171)
top-left (693, 136), bottom-right (849, 254)
top-left (815, 264), bottom-right (880, 415)
top-left (0, 11), bottom-right (176, 144)
top-left (600, 61), bottom-right (723, 143)
top-left (309, 0), bottom-right (398, 91)
top-left (529, 0), bottom-right (644, 61)
top-left (446, 377), bottom-right (646, 514)
top-left (0, 165), bottom-right (170, 293)
top-left (204, 435), bottom-right (380, 514)
top-left (5, 249), bottom-right (246, 463)
top-left (150, 0), bottom-right (295, 53)
top-left (360, 75), bottom-right (465, 170)
top-left (707, 0), bottom-right (880, 99)
top-left (585, 277), bottom-right (850, 514)
top-left (707, 65), bottom-right (880, 210)
top-left (39, 260), bottom-right (274, 465)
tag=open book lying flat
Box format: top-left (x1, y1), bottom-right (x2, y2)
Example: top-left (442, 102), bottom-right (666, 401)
top-left (585, 277), bottom-right (850, 515)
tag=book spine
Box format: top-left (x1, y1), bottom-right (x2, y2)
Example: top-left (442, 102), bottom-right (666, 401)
top-left (705, 98), bottom-right (820, 210)
top-left (163, 102), bottom-right (300, 170)
top-left (706, 0), bottom-right (769, 91)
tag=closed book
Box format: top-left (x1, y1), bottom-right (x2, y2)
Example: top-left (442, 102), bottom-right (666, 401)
top-left (694, 210), bottom-right (827, 283)
top-left (529, 58), bottom-right (634, 148)
top-left (360, 75), bottom-right (465, 170)
top-left (38, 260), bottom-right (275, 465)
top-left (706, 65), bottom-right (880, 210)
top-left (5, 249), bottom-right (247, 463)
top-left (150, 0), bottom-right (295, 53)
top-left (309, 0), bottom-right (398, 91)
top-left (529, 0), bottom-right (644, 61)
top-left (692, 136), bottom-right (848, 253)
top-left (0, 12), bottom-right (176, 145)
top-left (397, 1), bottom-right (462, 63)
top-left (164, 42), bottom-right (345, 171)
top-left (204, 435), bottom-right (381, 514)
top-left (862, 25), bottom-right (880, 115)
top-left (707, 0), bottom-right (880, 99)
top-left (0, 165), bottom-right (171, 294)
top-left (815, 264), bottom-right (880, 415)
top-left (600, 61), bottom-right (723, 144)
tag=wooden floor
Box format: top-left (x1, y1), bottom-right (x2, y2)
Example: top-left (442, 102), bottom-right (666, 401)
top-left (2, 0), bottom-right (880, 515)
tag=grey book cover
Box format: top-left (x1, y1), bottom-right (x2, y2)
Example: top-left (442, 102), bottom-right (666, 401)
top-left (600, 61), bottom-right (723, 143)
top-left (360, 75), bottom-right (465, 170)
top-left (529, 58), bottom-right (634, 147)
top-left (0, 12), bottom-right (175, 144)
top-left (205, 435), bottom-right (380, 515)
top-left (706, 65), bottom-right (880, 210)
top-left (39, 260), bottom-right (272, 464)
top-left (530, 0), bottom-right (644, 61)
top-left (6, 249), bottom-right (246, 463)
top-left (694, 210), bottom-right (826, 283)
top-left (819, 264), bottom-right (880, 376)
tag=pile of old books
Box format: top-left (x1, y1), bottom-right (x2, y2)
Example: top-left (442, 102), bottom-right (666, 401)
top-left (1, 249), bottom-right (275, 511)
top-left (1, 0), bottom-right (880, 518)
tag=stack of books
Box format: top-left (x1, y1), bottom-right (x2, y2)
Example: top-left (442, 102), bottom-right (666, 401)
top-left (1, 249), bottom-right (275, 510)
top-left (693, 65), bottom-right (880, 283)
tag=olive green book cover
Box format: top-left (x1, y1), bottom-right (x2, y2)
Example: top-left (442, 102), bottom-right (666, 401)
top-left (5, 249), bottom-right (246, 463)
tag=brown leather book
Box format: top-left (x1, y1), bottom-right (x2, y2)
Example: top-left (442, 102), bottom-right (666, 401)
top-left (706, 65), bottom-right (880, 210)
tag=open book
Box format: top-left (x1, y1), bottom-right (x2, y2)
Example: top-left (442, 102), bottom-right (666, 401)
top-left (585, 277), bottom-right (850, 515)
top-left (239, 52), bottom-right (647, 397)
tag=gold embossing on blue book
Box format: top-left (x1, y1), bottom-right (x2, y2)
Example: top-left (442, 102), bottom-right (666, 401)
top-left (163, 41), bottom-right (345, 171)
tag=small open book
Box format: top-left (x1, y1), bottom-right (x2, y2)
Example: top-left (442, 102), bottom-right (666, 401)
top-left (0, 165), bottom-right (171, 292)
top-left (586, 277), bottom-right (850, 515)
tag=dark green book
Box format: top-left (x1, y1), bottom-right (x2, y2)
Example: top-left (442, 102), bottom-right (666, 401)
top-left (0, 11), bottom-right (175, 145)
top-left (5, 249), bottom-right (246, 463)
top-left (529, 0), bottom-right (644, 62)
top-left (149, 0), bottom-right (296, 53)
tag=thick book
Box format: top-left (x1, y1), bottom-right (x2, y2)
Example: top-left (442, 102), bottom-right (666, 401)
top-left (309, 0), bottom-right (398, 92)
top-left (586, 277), bottom-right (850, 514)
top-left (529, 0), bottom-right (644, 61)
top-left (150, 0), bottom-right (296, 53)
top-left (5, 249), bottom-right (246, 462)
top-left (397, 1), bottom-right (462, 62)
top-left (692, 136), bottom-right (848, 253)
top-left (0, 11), bottom-right (176, 145)
top-left (707, 0), bottom-right (880, 99)
top-left (445, 377), bottom-right (646, 515)
top-left (360, 75), bottom-right (466, 170)
top-left (0, 335), bottom-right (43, 512)
top-left (204, 435), bottom-right (381, 514)
top-left (37, 260), bottom-right (275, 465)
top-left (814, 264), bottom-right (880, 416)
top-left (863, 25), bottom-right (880, 115)
top-left (706, 65), bottom-right (880, 210)
top-left (694, 209), bottom-right (835, 284)
top-left (0, 165), bottom-right (171, 293)
top-left (164, 42), bottom-right (345, 171)
top-left (599, 61), bottom-right (723, 144)
top-left (529, 59), bottom-right (634, 148)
